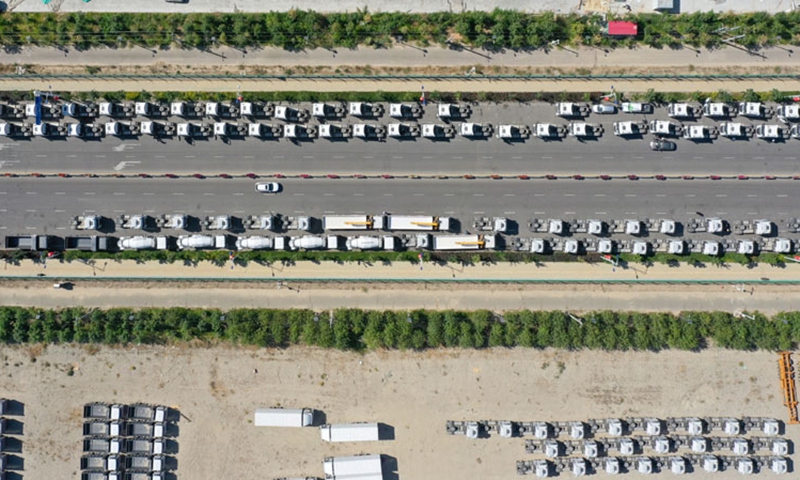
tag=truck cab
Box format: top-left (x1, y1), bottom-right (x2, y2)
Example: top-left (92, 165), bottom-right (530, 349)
top-left (105, 121), bottom-right (141, 137)
top-left (620, 102), bottom-right (653, 114)
top-left (683, 125), bottom-right (716, 140)
top-left (388, 123), bottom-right (420, 138)
top-left (613, 121), bottom-right (646, 136)
top-left (283, 124), bottom-right (317, 139)
top-left (348, 102), bottom-right (383, 118)
top-left (649, 120), bottom-right (681, 137)
top-left (719, 122), bottom-right (751, 138)
top-left (667, 103), bottom-right (697, 119)
top-left (777, 104), bottom-right (800, 121)
top-left (702, 102), bottom-right (732, 118)
top-left (241, 101), bottom-right (275, 118)
top-left (170, 101), bottom-right (205, 118)
top-left (205, 102), bottom-right (240, 118)
top-left (69, 123), bottom-right (105, 138)
top-left (460, 122), bottom-right (493, 137)
top-left (567, 122), bottom-right (601, 138)
top-left (313, 103), bottom-right (345, 119)
top-left (248, 123), bottom-right (282, 138)
top-left (274, 106), bottom-right (309, 122)
top-left (99, 102), bottom-right (135, 118)
top-left (352, 124), bottom-right (386, 139)
top-left (389, 103), bottom-right (423, 119)
top-left (135, 101), bottom-right (170, 117)
top-left (497, 125), bottom-right (530, 139)
top-left (756, 124), bottom-right (784, 141)
top-left (422, 124), bottom-right (456, 139)
top-left (177, 122), bottom-right (212, 138)
top-left (141, 121), bottom-right (176, 137)
top-left (33, 122), bottom-right (68, 137)
top-left (556, 102), bottom-right (588, 118)
top-left (738, 101), bottom-right (771, 119)
top-left (319, 124), bottom-right (352, 139)
top-left (61, 102), bottom-right (97, 119)
top-left (0, 103), bottom-right (25, 119)
top-left (0, 122), bottom-right (33, 137)
top-left (214, 122), bottom-right (248, 137)
top-left (438, 103), bottom-right (471, 119)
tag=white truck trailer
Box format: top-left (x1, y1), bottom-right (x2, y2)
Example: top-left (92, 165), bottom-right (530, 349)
top-left (254, 408), bottom-right (314, 427)
top-left (323, 215), bottom-right (384, 231)
top-left (430, 234), bottom-right (496, 251)
top-left (384, 215), bottom-right (451, 231)
top-left (323, 454), bottom-right (383, 480)
top-left (320, 423), bottom-right (380, 442)
top-left (117, 236), bottom-right (169, 251)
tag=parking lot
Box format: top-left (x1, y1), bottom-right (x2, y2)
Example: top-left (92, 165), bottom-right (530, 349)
top-left (1, 344), bottom-right (790, 480)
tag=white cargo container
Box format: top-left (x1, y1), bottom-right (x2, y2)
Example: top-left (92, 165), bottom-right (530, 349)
top-left (118, 236), bottom-right (168, 251)
top-left (385, 215), bottom-right (450, 231)
top-left (323, 215), bottom-right (384, 231)
top-left (431, 234), bottom-right (495, 251)
top-left (254, 408), bottom-right (314, 427)
top-left (323, 454), bottom-right (382, 479)
top-left (320, 423), bottom-right (380, 442)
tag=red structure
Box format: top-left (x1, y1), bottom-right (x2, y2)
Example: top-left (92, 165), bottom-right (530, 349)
top-left (607, 21), bottom-right (638, 36)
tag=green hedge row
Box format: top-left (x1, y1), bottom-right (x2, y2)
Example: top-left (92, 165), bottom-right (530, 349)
top-left (0, 247), bottom-right (789, 268)
top-left (0, 306), bottom-right (796, 351)
top-left (1, 10), bottom-right (798, 50)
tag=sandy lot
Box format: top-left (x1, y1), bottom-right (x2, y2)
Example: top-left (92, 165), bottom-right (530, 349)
top-left (0, 345), bottom-right (792, 480)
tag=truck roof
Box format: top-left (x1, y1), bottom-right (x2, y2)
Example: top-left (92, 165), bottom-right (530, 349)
top-left (323, 454), bottom-right (382, 477)
top-left (320, 423), bottom-right (380, 442)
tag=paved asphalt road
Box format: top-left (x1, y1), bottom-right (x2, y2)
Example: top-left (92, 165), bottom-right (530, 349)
top-left (0, 177), bottom-right (796, 235)
top-left (1, 103), bottom-right (798, 176)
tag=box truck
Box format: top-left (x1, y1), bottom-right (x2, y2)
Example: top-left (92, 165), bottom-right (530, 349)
top-left (323, 454), bottom-right (382, 480)
top-left (254, 408), bottom-right (314, 427)
top-left (320, 423), bottom-right (380, 442)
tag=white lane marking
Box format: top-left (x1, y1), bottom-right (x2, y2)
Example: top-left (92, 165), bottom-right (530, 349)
top-left (36, 154), bottom-right (47, 158)
top-left (144, 209), bottom-right (155, 213)
top-left (422, 156), bottom-right (434, 159)
top-left (25, 191), bottom-right (36, 195)
top-left (595, 212), bottom-right (607, 215)
top-left (413, 193), bottom-right (425, 196)
top-left (656, 194), bottom-right (666, 197)
top-left (323, 193), bottom-right (335, 196)
top-left (392, 156), bottom-right (404, 159)
top-left (233, 193), bottom-right (244, 196)
top-left (363, 156), bottom-right (374, 159)
top-left (332, 155), bottom-right (345, 159)
top-left (0, 192), bottom-right (5, 195)
top-left (482, 156), bottom-right (493, 159)
top-left (113, 210), bottom-right (125, 213)
top-left (444, 211), bottom-right (455, 214)
top-left (595, 194), bottom-right (606, 197)
top-left (444, 193), bottom-right (455, 196)
top-left (512, 156), bottom-right (522, 159)
top-left (723, 156), bottom-right (735, 160)
top-left (303, 156), bottom-right (314, 159)
top-left (474, 211), bottom-right (484, 214)
top-left (602, 156), bottom-right (614, 160)
top-left (504, 211), bottom-right (516, 215)
top-left (353, 193), bottom-right (364, 196)
top-left (25, 209), bottom-right (36, 213)
top-left (777, 194), bottom-right (788, 197)
top-left (54, 209), bottom-right (65, 213)
top-left (142, 193), bottom-right (155, 196)
top-left (66, 154), bottom-right (76, 158)
top-left (113, 193), bottom-right (125, 196)
top-left (753, 156), bottom-right (765, 160)
top-left (571, 156), bottom-right (583, 160)
top-left (452, 156), bottom-right (463, 159)
top-left (56, 227), bottom-right (66, 230)
top-left (184, 155), bottom-right (196, 159)
top-left (685, 194), bottom-right (696, 197)
top-left (472, 194), bottom-right (485, 197)
top-left (114, 160), bottom-right (142, 171)
top-left (95, 155), bottom-right (106, 158)
top-left (632, 156), bottom-right (643, 159)
top-left (717, 212), bottom-right (728, 215)
top-left (25, 227), bottom-right (36, 230)
top-left (656, 212), bottom-right (667, 215)
top-left (747, 194), bottom-right (758, 197)
top-left (244, 156), bottom-right (254, 159)
top-left (274, 155), bottom-right (285, 159)
top-left (715, 194), bottom-right (727, 198)
top-left (534, 211), bottom-right (546, 214)
top-left (84, 192), bottom-right (95, 196)
top-left (748, 212), bottom-right (758, 215)
top-left (293, 193), bottom-right (306, 196)
top-left (204, 193), bottom-right (215, 196)
top-left (155, 155), bottom-right (166, 159)
top-left (383, 193), bottom-right (394, 196)
top-left (693, 157), bottom-right (705, 160)
top-left (542, 156), bottom-right (553, 159)
top-left (55, 192), bottom-right (66, 195)
top-left (625, 194), bottom-right (637, 197)
top-left (172, 193), bottom-right (184, 196)
top-left (563, 194), bottom-right (575, 197)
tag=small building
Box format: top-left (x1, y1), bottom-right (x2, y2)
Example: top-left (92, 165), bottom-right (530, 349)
top-left (606, 21), bottom-right (638, 37)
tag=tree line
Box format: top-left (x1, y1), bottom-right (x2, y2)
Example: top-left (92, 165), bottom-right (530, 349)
top-left (0, 306), bottom-right (796, 352)
top-left (0, 10), bottom-right (797, 51)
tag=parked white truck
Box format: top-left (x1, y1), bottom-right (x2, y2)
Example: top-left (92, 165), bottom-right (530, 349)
top-left (428, 234), bottom-right (496, 250)
top-left (176, 234), bottom-right (226, 250)
top-left (324, 454), bottom-right (383, 480)
top-left (345, 236), bottom-right (395, 251)
top-left (384, 215), bottom-right (451, 231)
top-left (320, 423), bottom-right (380, 442)
top-left (254, 408), bottom-right (314, 427)
top-left (323, 215), bottom-right (384, 230)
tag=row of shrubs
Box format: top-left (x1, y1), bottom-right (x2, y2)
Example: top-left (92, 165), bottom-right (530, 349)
top-left (0, 306), bottom-right (795, 351)
top-left (0, 247), bottom-right (789, 268)
top-left (0, 10), bottom-right (798, 51)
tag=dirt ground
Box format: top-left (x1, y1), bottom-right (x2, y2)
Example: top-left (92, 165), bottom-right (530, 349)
top-left (0, 345), bottom-right (792, 480)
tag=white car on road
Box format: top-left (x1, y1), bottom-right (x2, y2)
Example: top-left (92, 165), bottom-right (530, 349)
top-left (255, 182), bottom-right (282, 193)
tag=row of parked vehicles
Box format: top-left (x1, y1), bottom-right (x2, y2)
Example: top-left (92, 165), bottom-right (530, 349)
top-left (8, 215), bottom-right (800, 255)
top-left (3, 99), bottom-right (797, 142)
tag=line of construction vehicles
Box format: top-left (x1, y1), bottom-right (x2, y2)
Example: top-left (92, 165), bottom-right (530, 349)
top-left (5, 214), bottom-right (800, 256)
top-left (2, 213), bottom-right (505, 253)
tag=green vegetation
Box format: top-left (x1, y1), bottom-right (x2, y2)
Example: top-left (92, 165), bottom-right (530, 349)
top-left (0, 10), bottom-right (798, 51)
top-left (0, 306), bottom-right (796, 351)
top-left (0, 248), bottom-right (788, 268)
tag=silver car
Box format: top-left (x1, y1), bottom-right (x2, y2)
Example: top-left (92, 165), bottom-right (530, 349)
top-left (592, 104), bottom-right (617, 114)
